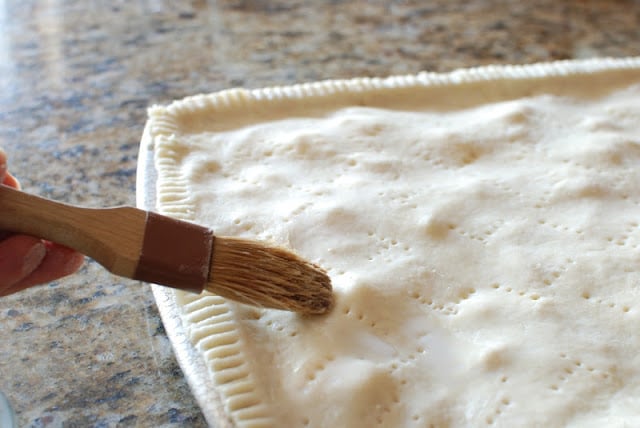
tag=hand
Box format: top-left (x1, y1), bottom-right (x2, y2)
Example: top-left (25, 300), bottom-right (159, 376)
top-left (0, 150), bottom-right (84, 296)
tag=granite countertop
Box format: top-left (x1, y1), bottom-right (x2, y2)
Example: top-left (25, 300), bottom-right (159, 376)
top-left (0, 1), bottom-right (638, 426)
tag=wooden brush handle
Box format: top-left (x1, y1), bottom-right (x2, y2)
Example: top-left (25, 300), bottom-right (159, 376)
top-left (0, 184), bottom-right (146, 278)
top-left (0, 185), bottom-right (213, 292)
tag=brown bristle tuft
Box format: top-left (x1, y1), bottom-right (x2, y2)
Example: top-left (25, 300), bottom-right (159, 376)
top-left (206, 236), bottom-right (334, 315)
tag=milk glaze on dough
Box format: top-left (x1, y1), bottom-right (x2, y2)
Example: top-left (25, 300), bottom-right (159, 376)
top-left (148, 58), bottom-right (640, 428)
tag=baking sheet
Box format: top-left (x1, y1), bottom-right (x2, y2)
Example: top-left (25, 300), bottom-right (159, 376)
top-left (135, 58), bottom-right (640, 427)
top-left (136, 126), bottom-right (232, 428)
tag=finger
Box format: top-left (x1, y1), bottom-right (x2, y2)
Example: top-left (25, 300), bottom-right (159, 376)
top-left (2, 172), bottom-right (20, 189)
top-left (0, 149), bottom-right (18, 188)
top-left (0, 235), bottom-right (46, 295)
top-left (0, 148), bottom-right (6, 179)
top-left (1, 242), bottom-right (85, 295)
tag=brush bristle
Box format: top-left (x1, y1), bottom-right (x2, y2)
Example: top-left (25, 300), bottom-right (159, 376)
top-left (206, 236), bottom-right (334, 315)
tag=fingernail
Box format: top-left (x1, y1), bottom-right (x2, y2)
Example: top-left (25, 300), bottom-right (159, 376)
top-left (22, 241), bottom-right (46, 276)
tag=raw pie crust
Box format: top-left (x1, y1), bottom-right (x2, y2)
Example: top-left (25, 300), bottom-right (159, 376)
top-left (145, 58), bottom-right (640, 428)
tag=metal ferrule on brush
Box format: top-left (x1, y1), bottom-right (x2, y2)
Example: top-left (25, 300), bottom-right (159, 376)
top-left (134, 211), bottom-right (214, 293)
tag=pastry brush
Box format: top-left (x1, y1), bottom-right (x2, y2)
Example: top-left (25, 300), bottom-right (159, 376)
top-left (0, 185), bottom-right (333, 315)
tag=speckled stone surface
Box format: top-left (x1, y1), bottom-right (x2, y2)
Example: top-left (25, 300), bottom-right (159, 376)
top-left (0, 0), bottom-right (638, 426)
